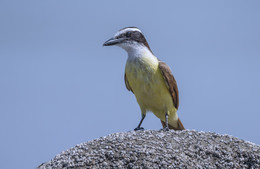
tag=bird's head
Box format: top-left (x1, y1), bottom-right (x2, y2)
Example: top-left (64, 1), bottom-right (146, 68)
top-left (103, 27), bottom-right (152, 53)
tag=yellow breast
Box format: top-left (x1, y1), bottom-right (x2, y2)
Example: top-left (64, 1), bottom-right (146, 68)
top-left (125, 53), bottom-right (177, 122)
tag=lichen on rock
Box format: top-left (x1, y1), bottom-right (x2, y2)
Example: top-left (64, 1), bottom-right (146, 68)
top-left (37, 130), bottom-right (260, 169)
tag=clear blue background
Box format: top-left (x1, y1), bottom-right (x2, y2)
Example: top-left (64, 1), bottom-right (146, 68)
top-left (0, 1), bottom-right (259, 168)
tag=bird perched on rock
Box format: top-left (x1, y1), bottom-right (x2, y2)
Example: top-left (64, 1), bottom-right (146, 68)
top-left (103, 27), bottom-right (184, 131)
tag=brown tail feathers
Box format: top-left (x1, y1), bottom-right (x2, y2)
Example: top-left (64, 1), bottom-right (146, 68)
top-left (161, 118), bottom-right (185, 130)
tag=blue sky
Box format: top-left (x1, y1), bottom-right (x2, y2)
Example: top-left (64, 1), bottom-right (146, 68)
top-left (0, 1), bottom-right (260, 168)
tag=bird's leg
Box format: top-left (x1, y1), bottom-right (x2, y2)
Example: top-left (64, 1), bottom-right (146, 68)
top-left (134, 114), bottom-right (146, 131)
top-left (162, 112), bottom-right (169, 131)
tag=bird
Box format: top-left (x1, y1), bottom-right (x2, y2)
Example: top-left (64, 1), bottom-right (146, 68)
top-left (103, 27), bottom-right (185, 131)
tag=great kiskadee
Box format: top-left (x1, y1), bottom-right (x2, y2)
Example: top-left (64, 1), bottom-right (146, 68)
top-left (103, 27), bottom-right (185, 131)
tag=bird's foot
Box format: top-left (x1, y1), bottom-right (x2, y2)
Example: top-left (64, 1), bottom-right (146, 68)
top-left (160, 127), bottom-right (169, 132)
top-left (134, 127), bottom-right (144, 131)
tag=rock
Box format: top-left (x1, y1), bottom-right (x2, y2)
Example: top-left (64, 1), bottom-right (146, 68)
top-left (37, 130), bottom-right (260, 169)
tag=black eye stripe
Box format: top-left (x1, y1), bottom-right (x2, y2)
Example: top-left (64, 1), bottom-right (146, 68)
top-left (116, 34), bottom-right (124, 39)
top-left (115, 29), bottom-right (152, 53)
top-left (126, 32), bottom-right (131, 37)
top-left (116, 31), bottom-right (142, 39)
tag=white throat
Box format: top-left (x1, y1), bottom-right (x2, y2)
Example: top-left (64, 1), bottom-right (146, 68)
top-left (117, 42), bottom-right (155, 61)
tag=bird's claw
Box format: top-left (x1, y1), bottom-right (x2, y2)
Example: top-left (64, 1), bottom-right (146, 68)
top-left (160, 127), bottom-right (169, 132)
top-left (134, 127), bottom-right (144, 131)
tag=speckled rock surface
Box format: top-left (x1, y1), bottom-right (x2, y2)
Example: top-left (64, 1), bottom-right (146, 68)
top-left (37, 130), bottom-right (260, 169)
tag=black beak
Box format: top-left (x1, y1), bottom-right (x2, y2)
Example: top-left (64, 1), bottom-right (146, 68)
top-left (103, 37), bottom-right (125, 46)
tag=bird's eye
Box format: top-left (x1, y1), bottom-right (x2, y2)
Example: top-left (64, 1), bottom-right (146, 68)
top-left (126, 32), bottom-right (131, 37)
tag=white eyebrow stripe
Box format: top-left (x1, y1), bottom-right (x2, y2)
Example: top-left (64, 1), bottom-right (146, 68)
top-left (114, 28), bottom-right (142, 37)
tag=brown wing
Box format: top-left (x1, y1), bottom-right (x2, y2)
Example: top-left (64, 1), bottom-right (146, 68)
top-left (124, 73), bottom-right (134, 93)
top-left (159, 61), bottom-right (179, 109)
